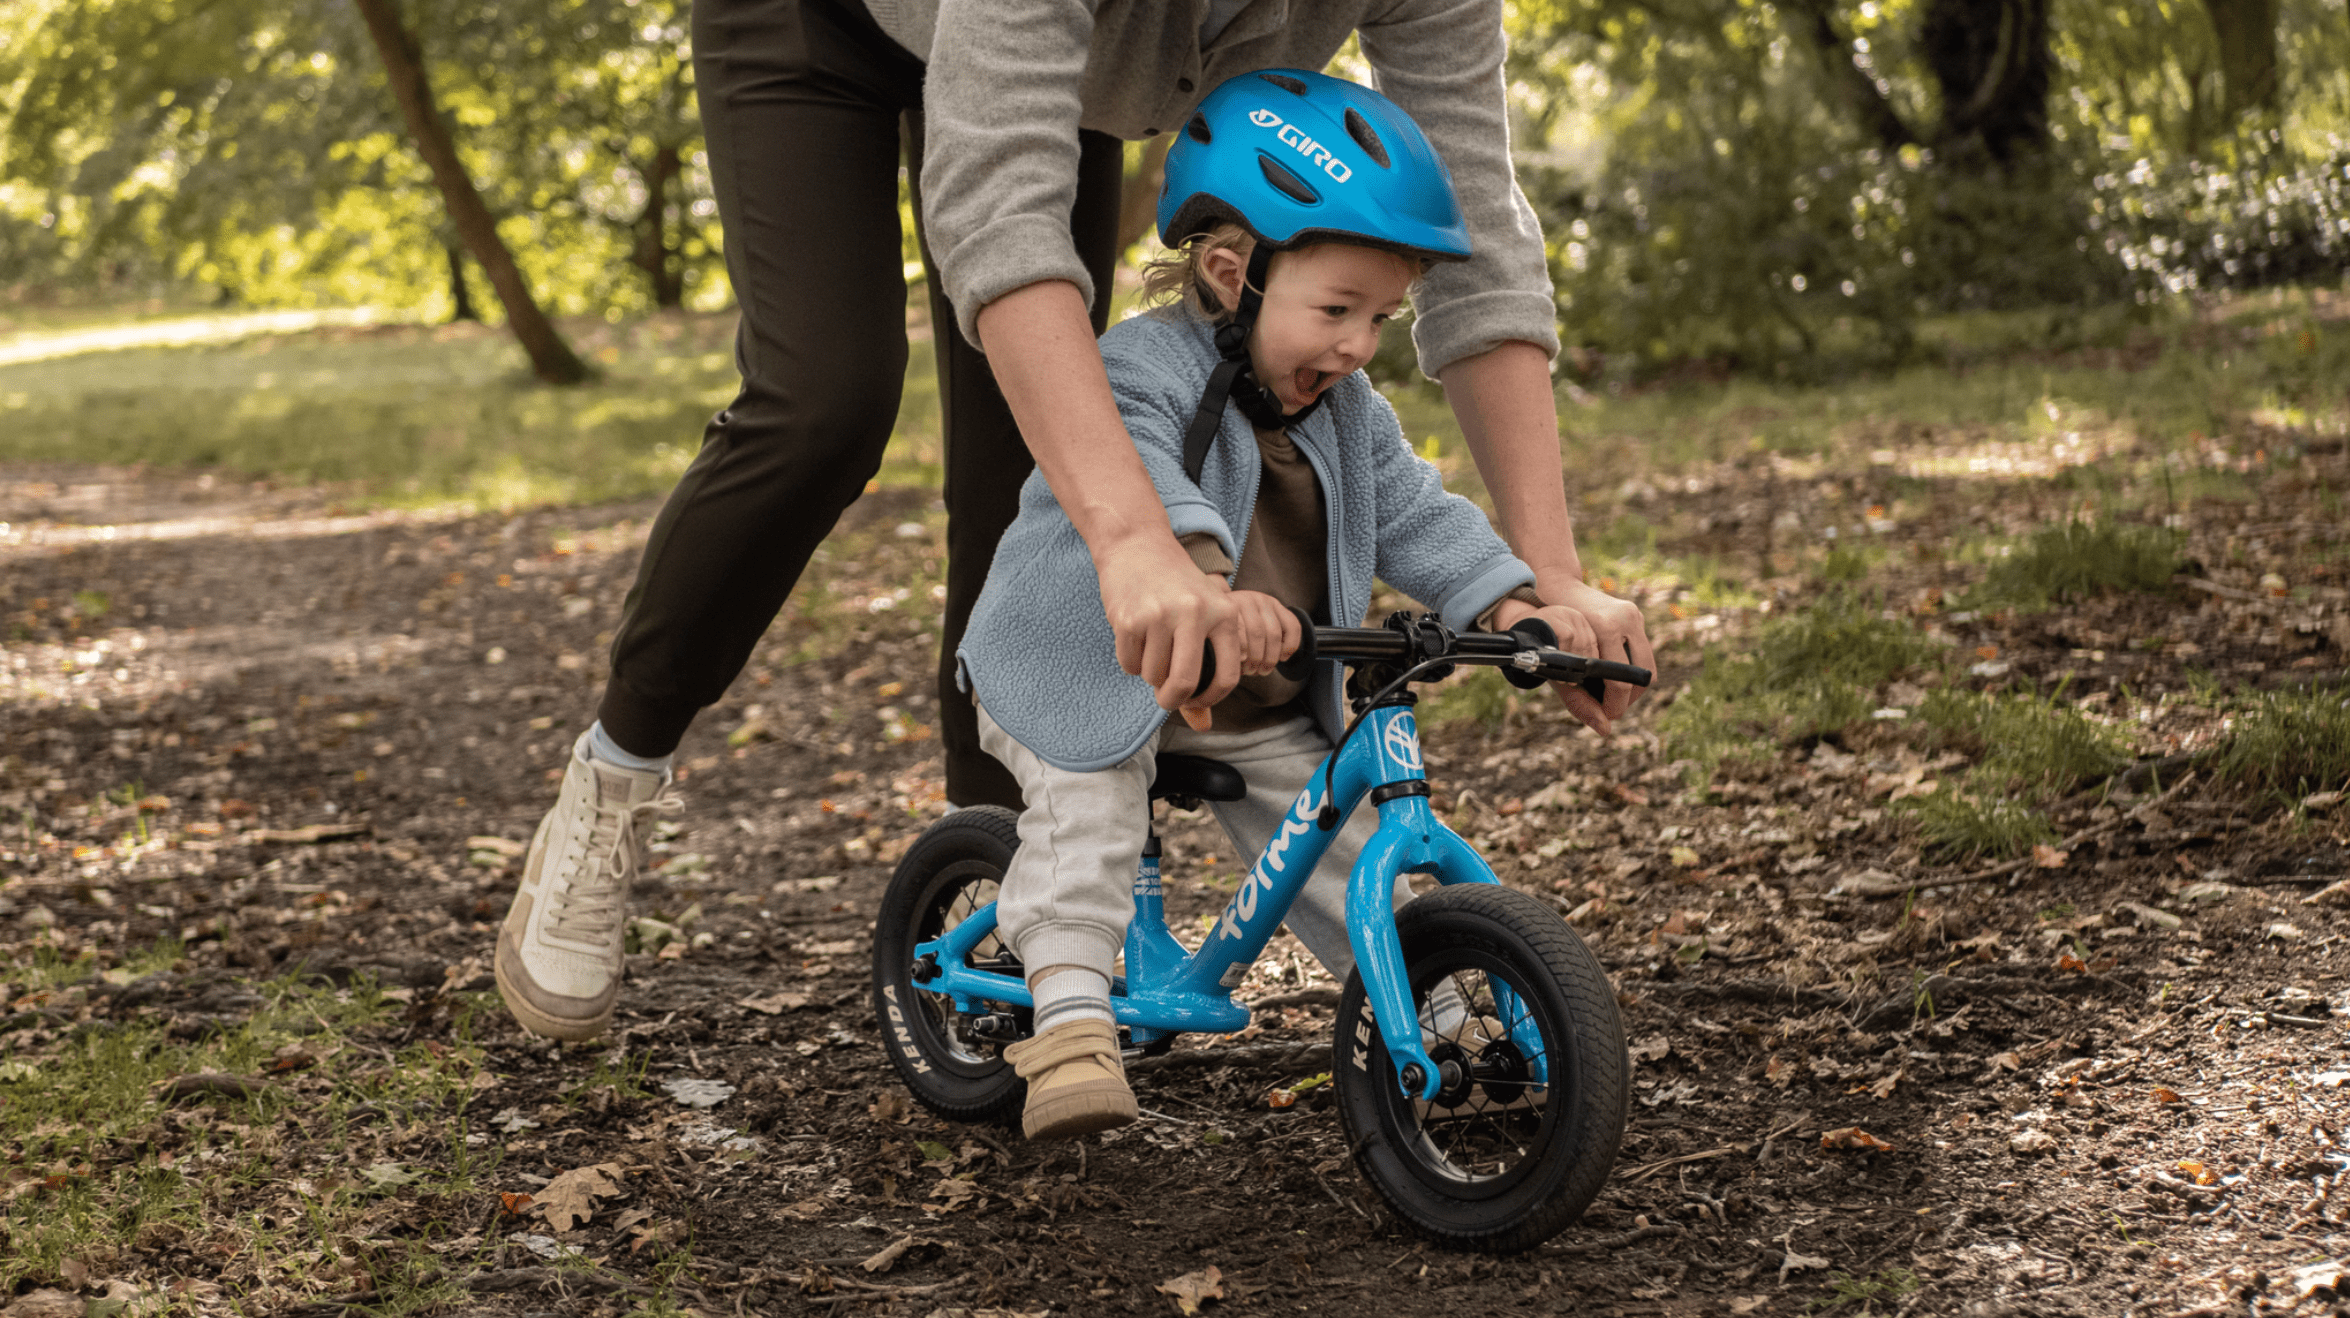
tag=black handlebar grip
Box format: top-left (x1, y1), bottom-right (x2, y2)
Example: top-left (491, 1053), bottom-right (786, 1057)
top-left (1189, 641), bottom-right (1217, 702)
top-left (1587, 659), bottom-right (1654, 688)
top-left (1274, 605), bottom-right (1319, 682)
top-left (1501, 616), bottom-right (1556, 691)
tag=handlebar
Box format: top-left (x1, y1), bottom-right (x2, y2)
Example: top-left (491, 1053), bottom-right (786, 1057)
top-left (1191, 607), bottom-right (1652, 703)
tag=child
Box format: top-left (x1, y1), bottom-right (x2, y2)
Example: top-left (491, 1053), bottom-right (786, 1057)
top-left (956, 69), bottom-right (1593, 1140)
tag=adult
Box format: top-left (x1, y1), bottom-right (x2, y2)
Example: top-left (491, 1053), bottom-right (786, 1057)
top-left (493, 0), bottom-right (1656, 1043)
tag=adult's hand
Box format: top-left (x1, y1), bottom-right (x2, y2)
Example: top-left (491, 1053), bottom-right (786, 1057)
top-left (1096, 533), bottom-right (1243, 730)
top-left (1487, 589), bottom-right (1651, 736)
top-left (973, 280), bottom-right (1244, 723)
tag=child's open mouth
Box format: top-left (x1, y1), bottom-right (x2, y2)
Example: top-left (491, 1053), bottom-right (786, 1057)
top-left (1293, 367), bottom-right (1331, 403)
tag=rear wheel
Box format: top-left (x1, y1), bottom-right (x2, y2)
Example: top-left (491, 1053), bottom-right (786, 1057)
top-left (871, 806), bottom-right (1027, 1124)
top-left (1333, 884), bottom-right (1628, 1253)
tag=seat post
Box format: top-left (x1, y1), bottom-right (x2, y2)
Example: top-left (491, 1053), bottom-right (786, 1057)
top-left (1127, 815), bottom-right (1169, 973)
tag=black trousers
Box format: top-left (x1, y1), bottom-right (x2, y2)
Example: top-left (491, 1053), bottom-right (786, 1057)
top-left (599, 0), bottom-right (1126, 808)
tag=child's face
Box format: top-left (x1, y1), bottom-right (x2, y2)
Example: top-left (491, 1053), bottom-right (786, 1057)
top-left (1202, 242), bottom-right (1415, 415)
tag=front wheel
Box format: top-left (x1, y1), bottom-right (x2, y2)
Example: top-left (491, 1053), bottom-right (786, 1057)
top-left (1334, 884), bottom-right (1628, 1254)
top-left (871, 806), bottom-right (1027, 1125)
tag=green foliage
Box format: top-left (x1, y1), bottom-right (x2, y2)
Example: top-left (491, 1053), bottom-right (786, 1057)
top-left (1812, 1267), bottom-right (1923, 1313)
top-left (2216, 688), bottom-right (2350, 799)
top-left (0, 0), bottom-right (718, 317)
top-left (1966, 519), bottom-right (2185, 611)
top-left (0, 314), bottom-right (941, 507)
top-left (1905, 789), bottom-right (2060, 862)
top-left (1660, 596), bottom-right (1944, 767)
top-left (1419, 667), bottom-right (1516, 731)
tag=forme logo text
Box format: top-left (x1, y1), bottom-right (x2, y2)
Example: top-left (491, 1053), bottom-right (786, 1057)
top-left (1247, 108), bottom-right (1354, 184)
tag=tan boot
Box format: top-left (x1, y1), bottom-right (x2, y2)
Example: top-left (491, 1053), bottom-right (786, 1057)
top-left (1003, 1018), bottom-right (1138, 1140)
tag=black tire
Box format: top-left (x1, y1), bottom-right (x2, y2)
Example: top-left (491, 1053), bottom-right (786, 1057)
top-left (1333, 884), bottom-right (1628, 1253)
top-left (871, 805), bottom-right (1027, 1125)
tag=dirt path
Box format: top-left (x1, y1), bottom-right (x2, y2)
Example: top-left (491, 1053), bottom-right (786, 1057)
top-left (5, 461), bottom-right (2350, 1317)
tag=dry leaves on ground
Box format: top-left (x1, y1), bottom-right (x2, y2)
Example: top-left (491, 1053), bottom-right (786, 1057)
top-left (1155, 1266), bottom-right (1225, 1315)
top-left (537, 1162), bottom-right (627, 1232)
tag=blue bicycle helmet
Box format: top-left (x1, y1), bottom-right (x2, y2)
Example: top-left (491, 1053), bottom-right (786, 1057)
top-left (1156, 69), bottom-right (1472, 478)
top-left (1158, 68), bottom-right (1472, 263)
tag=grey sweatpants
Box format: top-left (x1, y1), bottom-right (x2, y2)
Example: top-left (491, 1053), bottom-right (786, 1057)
top-left (976, 705), bottom-right (1418, 983)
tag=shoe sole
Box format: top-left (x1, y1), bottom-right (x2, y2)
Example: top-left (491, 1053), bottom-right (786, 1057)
top-left (1021, 1082), bottom-right (1139, 1140)
top-left (494, 946), bottom-right (615, 1043)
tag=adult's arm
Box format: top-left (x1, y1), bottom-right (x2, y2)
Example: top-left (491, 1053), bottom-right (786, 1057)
top-left (922, 0), bottom-right (1242, 715)
top-left (971, 284), bottom-right (1243, 720)
top-left (1442, 341), bottom-right (1654, 732)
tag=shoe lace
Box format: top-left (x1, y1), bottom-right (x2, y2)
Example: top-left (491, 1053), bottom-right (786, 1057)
top-left (545, 785), bottom-right (682, 942)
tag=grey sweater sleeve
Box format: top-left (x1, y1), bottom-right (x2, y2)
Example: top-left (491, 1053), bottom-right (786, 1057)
top-left (919, 0), bottom-right (1099, 351)
top-left (1360, 0), bottom-right (1561, 377)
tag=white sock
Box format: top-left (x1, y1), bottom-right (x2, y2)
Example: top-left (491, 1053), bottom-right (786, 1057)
top-left (585, 721), bottom-right (673, 774)
top-left (1030, 966), bottom-right (1114, 1033)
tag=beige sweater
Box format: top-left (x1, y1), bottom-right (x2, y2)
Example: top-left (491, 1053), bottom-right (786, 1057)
top-left (863, 0), bottom-right (1559, 377)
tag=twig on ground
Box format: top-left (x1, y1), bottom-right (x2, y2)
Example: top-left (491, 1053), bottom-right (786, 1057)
top-left (1249, 987), bottom-right (1342, 1011)
top-left (154, 1073), bottom-right (274, 1103)
top-left (1544, 1223), bottom-right (1684, 1255)
top-left (1854, 772), bottom-right (2200, 900)
top-left (1624, 1145), bottom-right (1744, 1183)
top-left (1126, 1040), bottom-right (1332, 1075)
top-left (804, 1276), bottom-right (966, 1306)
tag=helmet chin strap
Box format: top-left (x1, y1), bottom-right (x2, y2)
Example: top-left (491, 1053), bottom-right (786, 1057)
top-left (1180, 244), bottom-right (1327, 485)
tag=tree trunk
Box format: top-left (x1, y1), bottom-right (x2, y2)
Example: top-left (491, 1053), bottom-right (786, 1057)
top-left (630, 143), bottom-right (685, 308)
top-left (1787, 0), bottom-right (1919, 153)
top-left (351, 0), bottom-right (590, 384)
top-left (1116, 135), bottom-right (1173, 256)
top-left (445, 244), bottom-right (478, 322)
top-left (1919, 0), bottom-right (2052, 165)
top-left (2199, 0), bottom-right (2280, 117)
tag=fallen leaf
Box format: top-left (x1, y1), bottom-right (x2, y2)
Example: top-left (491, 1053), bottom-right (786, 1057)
top-left (536, 1162), bottom-right (627, 1232)
top-left (1629, 1033), bottom-right (1671, 1064)
top-left (1819, 1127), bottom-right (1896, 1153)
top-left (498, 1192), bottom-right (535, 1217)
top-left (861, 1235), bottom-right (920, 1273)
top-left (2009, 1128), bottom-right (2059, 1154)
top-left (2152, 1086), bottom-right (2184, 1104)
top-left (914, 1140), bottom-right (954, 1163)
top-left (2055, 951), bottom-right (2088, 973)
top-left (2287, 1259), bottom-right (2347, 1300)
top-left (1156, 1266), bottom-right (1226, 1315)
top-left (738, 992), bottom-right (809, 1015)
top-left (1668, 846), bottom-right (1701, 868)
top-left (362, 1162), bottom-right (419, 1188)
top-left (1778, 1244), bottom-right (1830, 1282)
top-left (1988, 1051), bottom-right (2023, 1073)
top-left (2176, 1160), bottom-right (2219, 1186)
top-left (870, 1091), bottom-right (909, 1124)
top-left (1266, 1089), bottom-right (1297, 1109)
top-left (660, 1077), bottom-right (736, 1109)
top-left (1869, 1071), bottom-right (1902, 1100)
top-left (1610, 784), bottom-right (1649, 807)
top-left (2032, 843), bottom-right (2070, 869)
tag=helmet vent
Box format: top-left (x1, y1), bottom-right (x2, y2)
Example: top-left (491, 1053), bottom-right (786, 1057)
top-left (1186, 113), bottom-right (1212, 144)
top-left (1257, 72), bottom-right (1309, 95)
top-left (1343, 108), bottom-right (1390, 168)
top-left (1257, 155), bottom-right (1320, 205)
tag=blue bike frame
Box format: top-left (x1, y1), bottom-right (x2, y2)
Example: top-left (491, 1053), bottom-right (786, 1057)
top-left (908, 704), bottom-right (1544, 1101)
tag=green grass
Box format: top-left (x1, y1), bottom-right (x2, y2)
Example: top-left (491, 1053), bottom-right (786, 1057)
top-left (1964, 519), bottom-right (2186, 612)
top-left (1901, 788), bottom-right (2062, 862)
top-left (1922, 688), bottom-right (2133, 793)
top-left (1812, 1266), bottom-right (1923, 1313)
top-left (0, 958), bottom-right (499, 1302)
top-left (1659, 594), bottom-right (1947, 769)
top-left (0, 311), bottom-right (945, 510)
top-left (2217, 687), bottom-right (2350, 799)
top-left (1418, 667), bottom-right (1517, 731)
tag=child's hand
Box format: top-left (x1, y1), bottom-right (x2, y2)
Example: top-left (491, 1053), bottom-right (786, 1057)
top-left (1176, 590), bottom-right (1301, 731)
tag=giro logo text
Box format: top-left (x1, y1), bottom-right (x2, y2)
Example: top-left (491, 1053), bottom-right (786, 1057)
top-left (1245, 108), bottom-right (1355, 185)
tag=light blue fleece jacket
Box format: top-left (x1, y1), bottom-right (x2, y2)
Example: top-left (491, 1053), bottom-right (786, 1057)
top-left (958, 305), bottom-right (1534, 772)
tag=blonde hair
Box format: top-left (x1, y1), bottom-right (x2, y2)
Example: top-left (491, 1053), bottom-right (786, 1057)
top-left (1138, 222), bottom-right (1257, 320)
top-left (1138, 222), bottom-right (1429, 322)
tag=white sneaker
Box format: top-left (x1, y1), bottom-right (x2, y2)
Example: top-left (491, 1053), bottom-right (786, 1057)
top-left (494, 733), bottom-right (678, 1041)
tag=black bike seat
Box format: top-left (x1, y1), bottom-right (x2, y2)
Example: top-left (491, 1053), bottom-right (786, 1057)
top-left (1152, 754), bottom-right (1246, 804)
